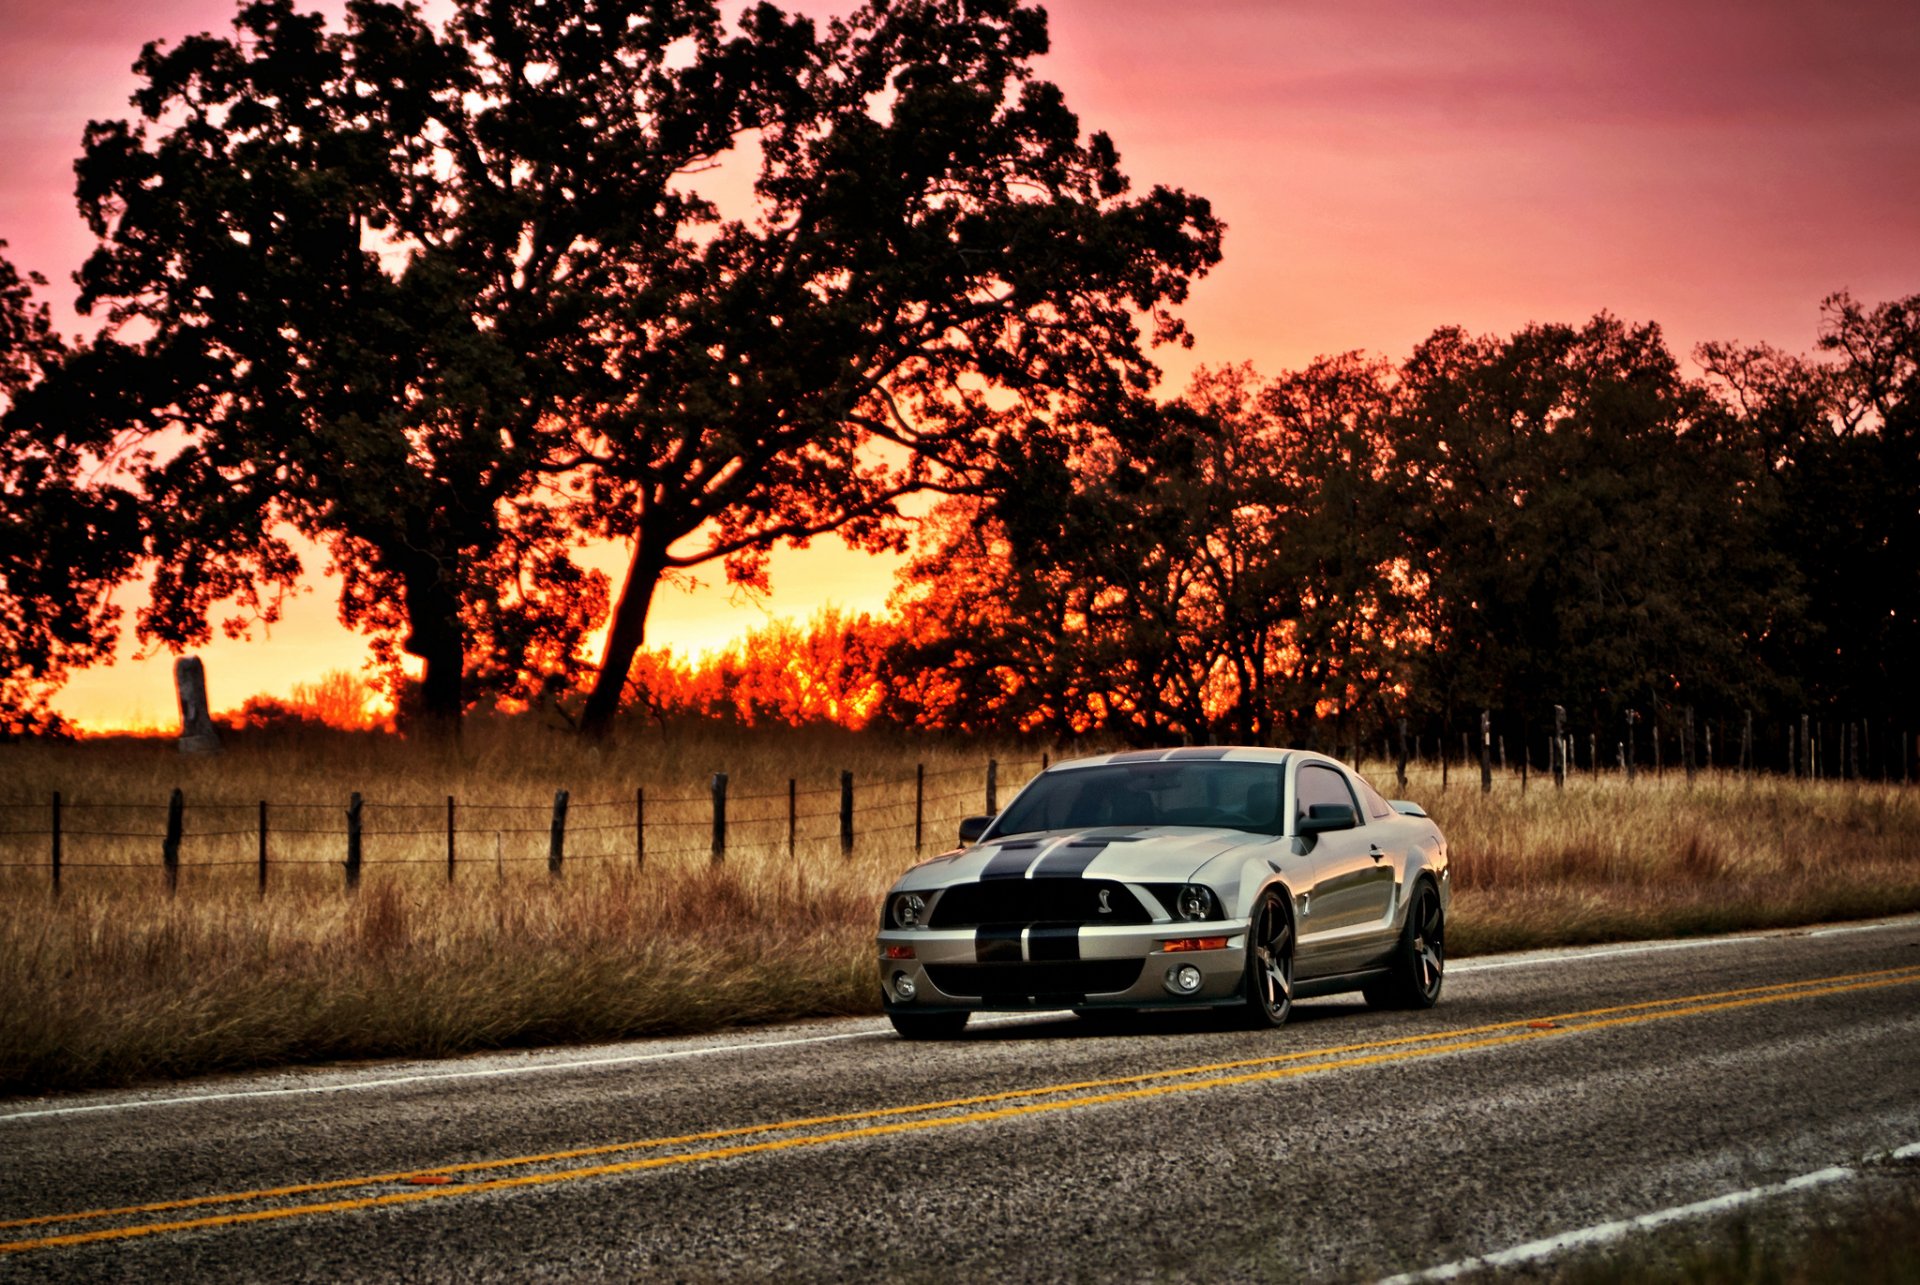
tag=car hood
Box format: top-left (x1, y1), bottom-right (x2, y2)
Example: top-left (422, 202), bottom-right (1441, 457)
top-left (891, 826), bottom-right (1275, 891)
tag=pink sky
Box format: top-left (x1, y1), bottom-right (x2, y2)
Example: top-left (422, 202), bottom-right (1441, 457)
top-left (5, 0), bottom-right (1918, 728)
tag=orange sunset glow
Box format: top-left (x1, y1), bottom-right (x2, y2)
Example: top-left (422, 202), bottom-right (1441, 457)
top-left (4, 0), bottom-right (1918, 732)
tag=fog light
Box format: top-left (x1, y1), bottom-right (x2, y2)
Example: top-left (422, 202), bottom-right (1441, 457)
top-left (891, 971), bottom-right (917, 1002)
top-left (1164, 964), bottom-right (1204, 995)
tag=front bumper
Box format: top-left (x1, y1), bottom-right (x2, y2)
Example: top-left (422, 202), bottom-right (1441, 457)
top-left (877, 922), bottom-right (1247, 1013)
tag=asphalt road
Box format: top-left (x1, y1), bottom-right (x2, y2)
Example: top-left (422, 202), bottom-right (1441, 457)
top-left (4, 916), bottom-right (1918, 1283)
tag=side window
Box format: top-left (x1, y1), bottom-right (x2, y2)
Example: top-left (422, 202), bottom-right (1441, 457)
top-left (1294, 764), bottom-right (1359, 825)
top-left (1355, 774), bottom-right (1394, 819)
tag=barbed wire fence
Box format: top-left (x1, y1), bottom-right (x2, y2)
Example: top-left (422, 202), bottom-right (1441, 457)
top-left (0, 756), bottom-right (1051, 896)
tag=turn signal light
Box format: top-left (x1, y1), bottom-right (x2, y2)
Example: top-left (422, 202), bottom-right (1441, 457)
top-left (1161, 936), bottom-right (1228, 953)
top-left (884, 944), bottom-right (916, 960)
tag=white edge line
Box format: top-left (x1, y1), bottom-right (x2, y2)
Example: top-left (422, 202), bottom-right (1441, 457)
top-left (1451, 913), bottom-right (1918, 974)
top-left (0, 1015), bottom-right (1049, 1125)
top-left (1378, 1141), bottom-right (1920, 1285)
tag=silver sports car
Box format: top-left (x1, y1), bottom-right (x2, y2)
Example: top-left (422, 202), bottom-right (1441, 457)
top-left (877, 747), bottom-right (1448, 1038)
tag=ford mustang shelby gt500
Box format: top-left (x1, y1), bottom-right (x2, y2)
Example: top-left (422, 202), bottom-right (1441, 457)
top-left (877, 747), bottom-right (1448, 1038)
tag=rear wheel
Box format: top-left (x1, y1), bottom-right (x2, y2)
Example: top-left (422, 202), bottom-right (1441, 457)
top-left (1238, 889), bottom-right (1295, 1029)
top-left (887, 1009), bottom-right (969, 1040)
top-left (1364, 880), bottom-right (1444, 1010)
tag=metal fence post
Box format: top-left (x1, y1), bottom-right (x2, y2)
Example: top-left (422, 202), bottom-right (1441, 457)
top-left (548, 789), bottom-right (569, 878)
top-left (914, 764), bottom-right (924, 853)
top-left (258, 800), bottom-right (268, 896)
top-left (163, 788), bottom-right (184, 894)
top-left (711, 773), bottom-right (728, 864)
top-left (788, 779), bottom-right (797, 857)
top-left (345, 792), bottom-right (362, 891)
top-left (986, 759), bottom-right (998, 813)
top-left (636, 786), bottom-right (645, 870)
top-left (446, 796), bottom-right (456, 884)
top-left (839, 771), bottom-right (854, 857)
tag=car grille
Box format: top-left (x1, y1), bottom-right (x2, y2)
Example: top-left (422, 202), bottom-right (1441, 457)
top-left (924, 959), bottom-right (1146, 1001)
top-left (927, 879), bottom-right (1151, 929)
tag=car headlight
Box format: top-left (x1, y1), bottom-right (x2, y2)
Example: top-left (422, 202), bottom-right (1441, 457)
top-left (1176, 884), bottom-right (1216, 922)
top-left (889, 892), bottom-right (927, 929)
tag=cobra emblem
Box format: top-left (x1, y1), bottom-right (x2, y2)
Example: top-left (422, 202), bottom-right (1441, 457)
top-left (1097, 889), bottom-right (1112, 914)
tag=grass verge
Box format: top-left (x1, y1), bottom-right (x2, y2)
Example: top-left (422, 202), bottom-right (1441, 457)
top-left (2, 728), bottom-right (1917, 1097)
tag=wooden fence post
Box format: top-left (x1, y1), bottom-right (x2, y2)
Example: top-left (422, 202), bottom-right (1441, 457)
top-left (548, 789), bottom-right (569, 878)
top-left (914, 764), bottom-right (925, 853)
top-left (1684, 706), bottom-right (1696, 787)
top-left (1479, 711), bottom-right (1492, 795)
top-left (50, 791), bottom-right (61, 898)
top-left (258, 800), bottom-right (268, 896)
top-left (1625, 711), bottom-right (1639, 784)
top-left (163, 787), bottom-right (184, 894)
top-left (986, 759), bottom-right (999, 814)
top-left (1801, 714), bottom-right (1811, 779)
top-left (710, 773), bottom-right (728, 864)
top-left (1553, 705), bottom-right (1566, 790)
top-left (1396, 718), bottom-right (1409, 791)
top-left (446, 796), bottom-right (456, 884)
top-left (344, 792), bottom-right (362, 891)
top-left (839, 771), bottom-right (854, 857)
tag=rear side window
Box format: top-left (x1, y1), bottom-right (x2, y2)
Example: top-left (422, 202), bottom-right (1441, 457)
top-left (1294, 764), bottom-right (1358, 824)
top-left (1355, 774), bottom-right (1394, 819)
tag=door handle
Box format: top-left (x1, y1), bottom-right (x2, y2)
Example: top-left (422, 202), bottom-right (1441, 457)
top-left (1369, 844), bottom-right (1386, 861)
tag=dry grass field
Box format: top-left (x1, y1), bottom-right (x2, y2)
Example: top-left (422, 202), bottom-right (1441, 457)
top-left (3, 724), bottom-right (1917, 1097)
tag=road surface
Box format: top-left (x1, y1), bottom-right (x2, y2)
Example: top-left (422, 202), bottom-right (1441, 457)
top-left (4, 916), bottom-right (1918, 1281)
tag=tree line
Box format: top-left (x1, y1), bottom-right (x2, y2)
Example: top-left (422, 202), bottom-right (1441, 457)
top-left (2, 1), bottom-right (1914, 753)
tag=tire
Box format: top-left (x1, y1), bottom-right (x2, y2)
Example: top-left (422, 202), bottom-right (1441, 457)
top-left (1364, 879), bottom-right (1444, 1010)
top-left (887, 1009), bottom-right (970, 1040)
top-left (1237, 888), bottom-right (1295, 1029)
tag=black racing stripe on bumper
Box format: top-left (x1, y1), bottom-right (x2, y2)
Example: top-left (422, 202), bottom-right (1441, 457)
top-left (1027, 924), bottom-right (1080, 962)
top-left (976, 925), bottom-right (1024, 963)
top-left (1032, 843), bottom-right (1106, 878)
top-left (979, 845), bottom-right (1038, 880)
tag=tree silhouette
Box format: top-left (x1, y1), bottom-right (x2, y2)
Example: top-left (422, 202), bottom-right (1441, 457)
top-left (1387, 314), bottom-right (1793, 729)
top-left (0, 245), bottom-right (139, 737)
top-left (559, 0), bottom-right (1222, 735)
top-left (64, 0), bottom-right (1219, 736)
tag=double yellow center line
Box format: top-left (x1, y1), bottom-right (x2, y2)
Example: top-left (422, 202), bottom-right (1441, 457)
top-left (5, 964), bottom-right (1917, 1255)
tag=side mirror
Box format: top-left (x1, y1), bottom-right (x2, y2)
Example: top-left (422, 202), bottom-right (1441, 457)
top-left (1296, 803), bottom-right (1359, 836)
top-left (958, 816), bottom-right (994, 845)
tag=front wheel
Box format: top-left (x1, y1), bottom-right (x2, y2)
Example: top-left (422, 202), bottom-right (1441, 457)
top-left (887, 1009), bottom-right (969, 1040)
top-left (1365, 880), bottom-right (1444, 1010)
top-left (1237, 889), bottom-right (1295, 1029)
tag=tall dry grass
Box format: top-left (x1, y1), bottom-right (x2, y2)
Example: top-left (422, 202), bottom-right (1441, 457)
top-left (2, 728), bottom-right (1917, 1096)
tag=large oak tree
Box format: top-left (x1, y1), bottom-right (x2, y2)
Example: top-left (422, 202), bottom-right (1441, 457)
top-left (67, 0), bottom-right (1221, 733)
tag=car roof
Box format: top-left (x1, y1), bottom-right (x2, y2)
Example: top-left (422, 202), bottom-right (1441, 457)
top-left (1044, 746), bottom-right (1295, 772)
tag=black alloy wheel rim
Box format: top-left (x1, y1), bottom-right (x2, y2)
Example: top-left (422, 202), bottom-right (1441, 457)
top-left (1252, 897), bottom-right (1294, 1017)
top-left (1412, 888), bottom-right (1443, 997)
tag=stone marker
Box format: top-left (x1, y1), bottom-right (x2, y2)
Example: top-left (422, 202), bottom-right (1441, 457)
top-left (175, 656), bottom-right (222, 754)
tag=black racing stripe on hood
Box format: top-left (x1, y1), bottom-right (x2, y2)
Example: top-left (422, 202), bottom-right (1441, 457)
top-left (980, 846), bottom-right (1039, 880)
top-left (976, 925), bottom-right (1023, 963)
top-left (1031, 843), bottom-right (1105, 878)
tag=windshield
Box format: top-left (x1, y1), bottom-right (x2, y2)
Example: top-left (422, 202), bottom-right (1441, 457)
top-left (991, 761), bottom-right (1287, 838)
